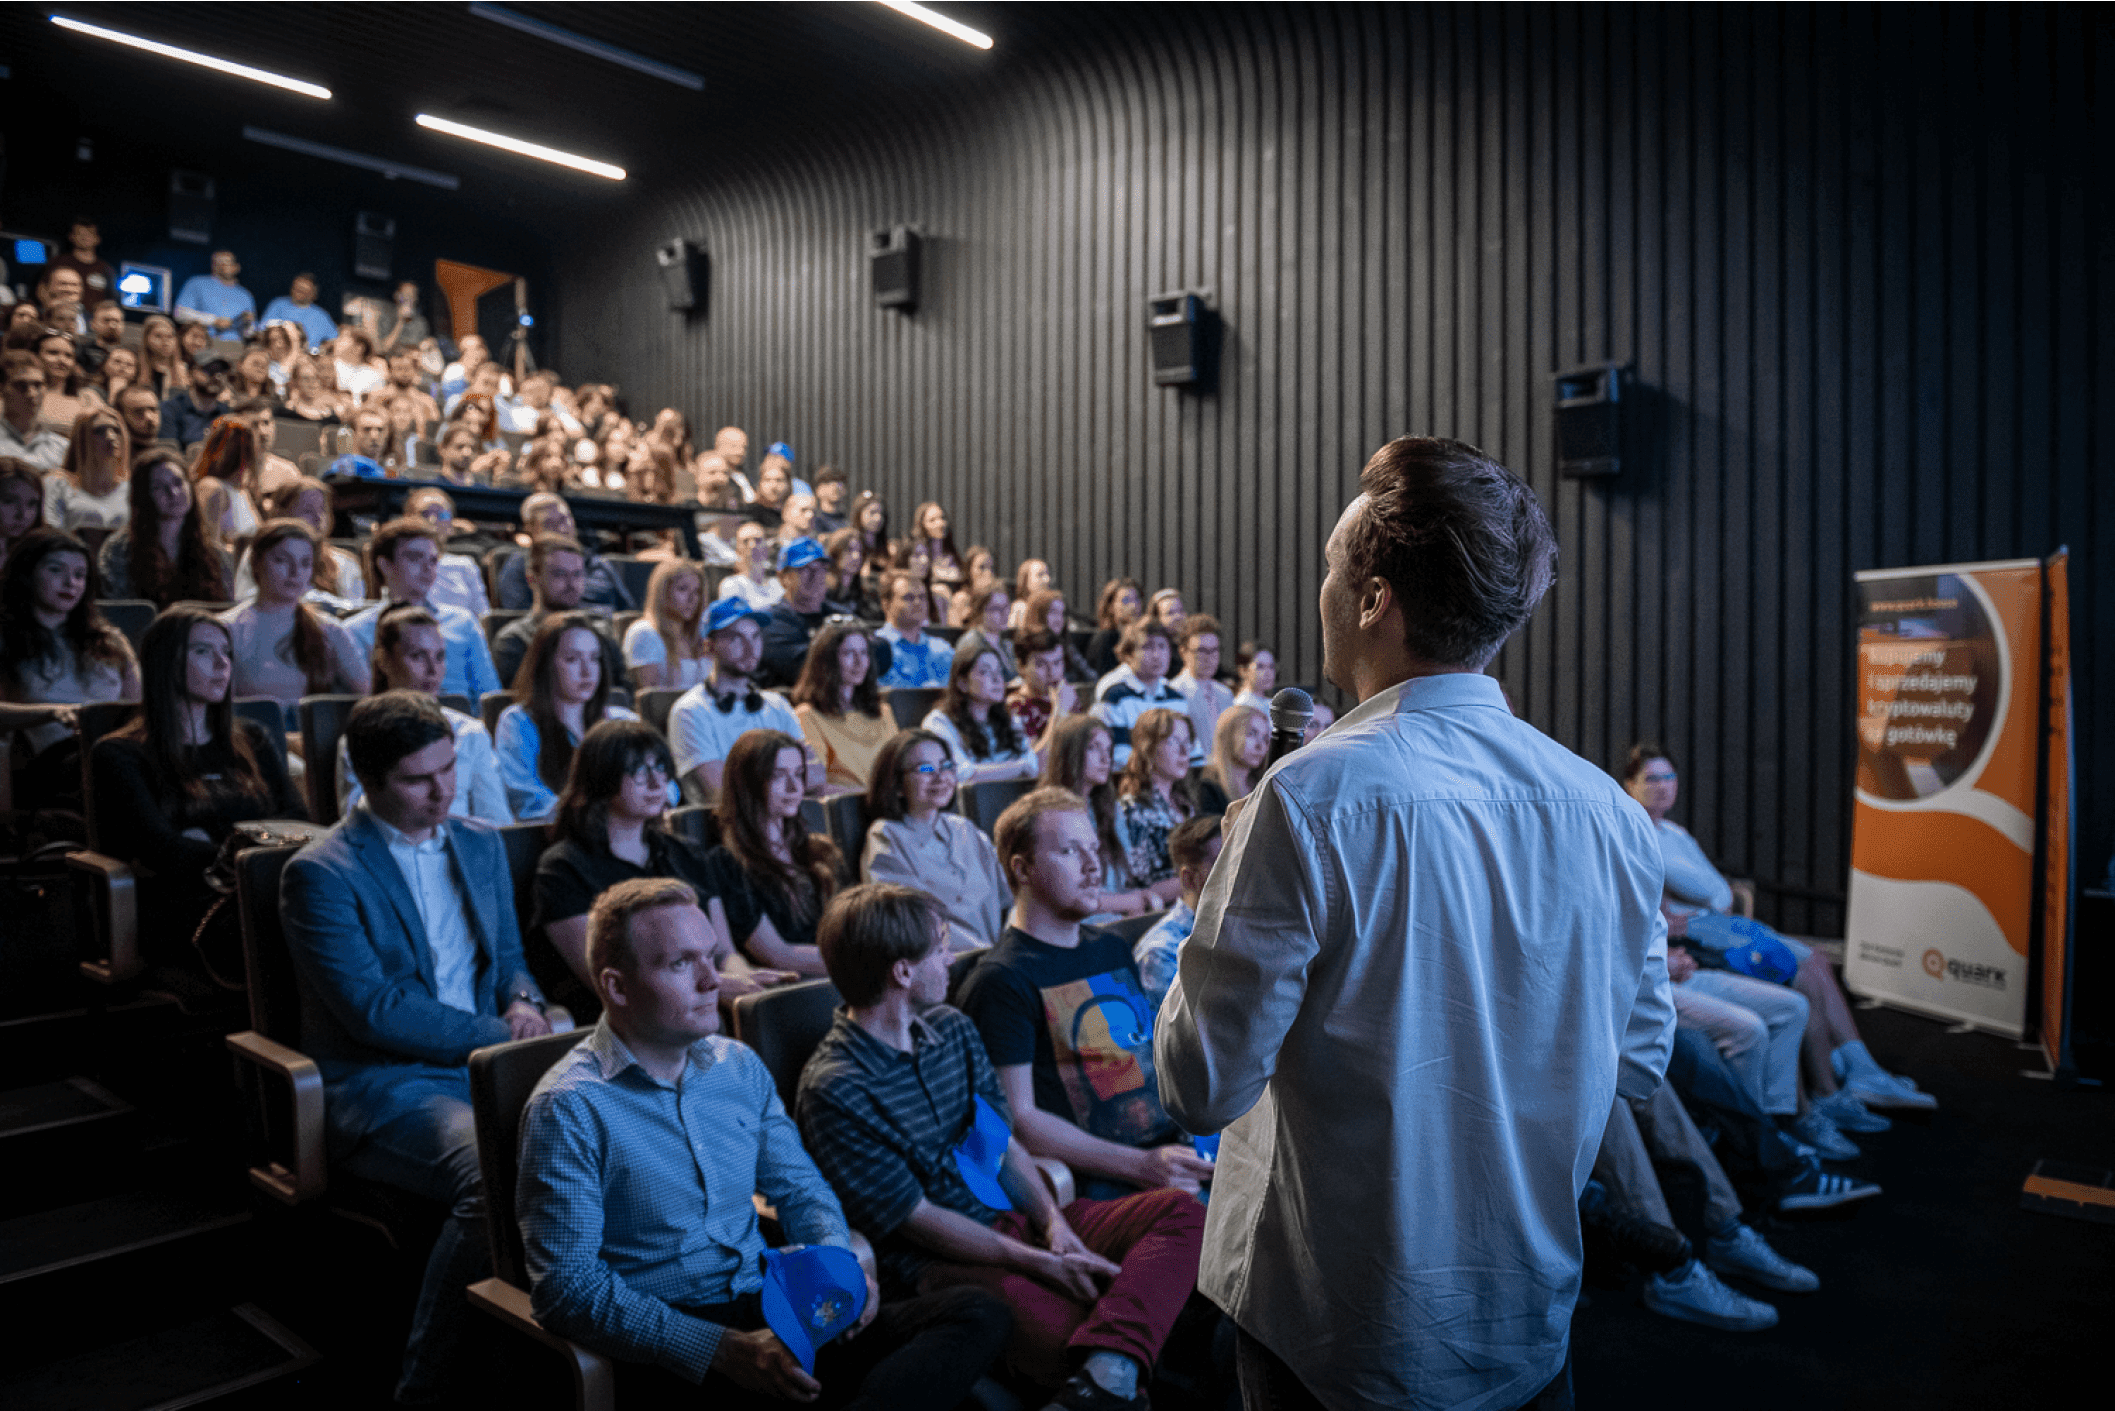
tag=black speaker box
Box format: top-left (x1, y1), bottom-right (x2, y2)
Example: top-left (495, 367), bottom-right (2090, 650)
top-left (656, 238), bottom-right (707, 313)
top-left (1554, 364), bottom-right (1624, 477)
top-left (168, 170), bottom-right (214, 245)
top-left (870, 226), bottom-right (919, 312)
top-left (353, 211), bottom-right (395, 281)
top-left (1148, 290), bottom-right (1218, 392)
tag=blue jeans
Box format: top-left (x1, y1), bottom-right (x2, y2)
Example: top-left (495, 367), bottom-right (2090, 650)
top-left (337, 1086), bottom-right (488, 1404)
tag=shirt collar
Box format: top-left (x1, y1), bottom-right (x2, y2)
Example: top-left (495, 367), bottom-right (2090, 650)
top-left (827, 1006), bottom-right (942, 1072)
top-left (587, 1013), bottom-right (721, 1085)
top-left (1337, 671), bottom-right (1510, 732)
top-left (362, 802), bottom-right (447, 853)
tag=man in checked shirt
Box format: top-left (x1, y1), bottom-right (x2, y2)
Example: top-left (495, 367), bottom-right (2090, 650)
top-left (516, 877), bottom-right (1010, 1408)
top-left (797, 883), bottom-right (1203, 1411)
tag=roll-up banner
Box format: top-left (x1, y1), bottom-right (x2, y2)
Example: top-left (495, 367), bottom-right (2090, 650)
top-left (1846, 559), bottom-right (2044, 1036)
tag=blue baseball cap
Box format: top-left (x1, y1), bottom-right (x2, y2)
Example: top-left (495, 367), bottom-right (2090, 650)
top-left (759, 1244), bottom-right (867, 1374)
top-left (705, 597), bottom-right (770, 636)
top-left (766, 440), bottom-right (795, 463)
top-left (776, 536), bottom-right (828, 572)
top-left (953, 1094), bottom-right (1015, 1212)
top-left (328, 454), bottom-right (387, 480)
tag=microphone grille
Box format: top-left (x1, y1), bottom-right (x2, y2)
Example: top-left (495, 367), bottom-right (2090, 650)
top-left (1268, 686), bottom-right (1314, 733)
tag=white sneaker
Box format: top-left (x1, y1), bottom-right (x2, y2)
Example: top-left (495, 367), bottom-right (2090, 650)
top-left (1846, 1071), bottom-right (1938, 1111)
top-left (1642, 1260), bottom-right (1780, 1331)
top-left (1814, 1089), bottom-right (1891, 1133)
top-left (1790, 1110), bottom-right (1861, 1161)
top-left (1706, 1223), bottom-right (1820, 1294)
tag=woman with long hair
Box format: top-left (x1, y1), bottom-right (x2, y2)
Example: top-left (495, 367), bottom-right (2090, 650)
top-left (138, 315), bottom-right (187, 401)
top-left (1111, 707), bottom-right (1193, 898)
top-left (238, 477), bottom-right (363, 600)
top-left (791, 616), bottom-right (891, 789)
top-left (1, 527), bottom-right (138, 796)
top-left (335, 604), bottom-right (510, 823)
top-left (191, 416), bottom-right (262, 549)
top-left (1037, 714), bottom-right (1159, 918)
top-left (493, 610), bottom-right (643, 821)
top-left (1022, 587), bottom-right (1094, 683)
top-left (1232, 641), bottom-right (1277, 712)
top-left (93, 606), bottom-right (303, 970)
top-left (35, 328), bottom-right (100, 436)
top-left (850, 490), bottom-right (890, 559)
top-left (96, 449), bottom-right (233, 605)
top-left (280, 358), bottom-right (342, 424)
top-left (219, 519), bottom-right (368, 726)
top-left (1006, 557), bottom-right (1054, 630)
top-left (0, 458), bottom-right (44, 578)
top-left (963, 544), bottom-right (998, 595)
top-left (625, 559), bottom-right (710, 691)
top-left (860, 727), bottom-right (1010, 952)
top-left (178, 321), bottom-right (211, 364)
top-left (893, 538), bottom-right (952, 623)
top-left (229, 342), bottom-right (274, 403)
top-left (445, 392), bottom-right (505, 452)
top-left (906, 500), bottom-right (965, 592)
top-left (1086, 576), bottom-right (1144, 676)
top-left (94, 344), bottom-right (139, 405)
top-left (43, 406), bottom-right (130, 542)
top-left (530, 719), bottom-right (792, 1018)
top-left (922, 640), bottom-right (1037, 787)
top-left (262, 322), bottom-right (300, 395)
top-left (821, 527), bottom-right (874, 617)
top-left (703, 727), bottom-right (841, 975)
top-left (1193, 705), bottom-right (1268, 817)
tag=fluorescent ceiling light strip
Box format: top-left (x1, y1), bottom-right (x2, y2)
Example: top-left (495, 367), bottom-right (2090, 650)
top-left (468, 3), bottom-right (704, 91)
top-left (877, 1), bottom-right (993, 50)
top-left (415, 114), bottom-right (625, 181)
top-left (50, 14), bottom-right (331, 99)
top-left (242, 126), bottom-right (460, 191)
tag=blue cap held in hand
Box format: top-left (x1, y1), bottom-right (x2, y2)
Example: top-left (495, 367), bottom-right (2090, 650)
top-left (953, 1095), bottom-right (1015, 1212)
top-left (759, 1244), bottom-right (867, 1374)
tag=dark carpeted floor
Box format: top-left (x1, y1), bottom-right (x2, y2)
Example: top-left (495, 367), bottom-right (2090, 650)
top-left (1572, 1003), bottom-right (2111, 1410)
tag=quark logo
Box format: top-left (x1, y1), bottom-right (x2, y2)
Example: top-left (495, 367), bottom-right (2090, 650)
top-left (1923, 947), bottom-right (2007, 990)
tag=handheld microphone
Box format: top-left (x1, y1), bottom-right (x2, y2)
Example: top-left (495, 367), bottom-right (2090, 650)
top-left (1264, 687), bottom-right (1313, 771)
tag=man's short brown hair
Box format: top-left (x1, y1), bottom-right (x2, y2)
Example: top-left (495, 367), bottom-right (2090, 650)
top-left (587, 876), bottom-right (699, 981)
top-left (367, 515), bottom-right (442, 566)
top-left (1118, 619), bottom-right (1174, 661)
top-left (1344, 436), bottom-right (1557, 669)
top-left (993, 787), bottom-right (1092, 882)
top-left (1179, 613), bottom-right (1222, 648)
top-left (815, 884), bottom-right (945, 1008)
top-left (883, 570), bottom-right (926, 607)
top-left (1167, 813), bottom-right (1223, 872)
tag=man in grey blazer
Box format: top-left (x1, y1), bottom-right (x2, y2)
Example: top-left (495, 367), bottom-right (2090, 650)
top-left (281, 690), bottom-right (551, 1405)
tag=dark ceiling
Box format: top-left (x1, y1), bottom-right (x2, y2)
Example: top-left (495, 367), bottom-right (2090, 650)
top-left (1, 1), bottom-right (1053, 215)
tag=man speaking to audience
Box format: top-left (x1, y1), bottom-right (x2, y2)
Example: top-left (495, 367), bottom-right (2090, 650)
top-left (1156, 437), bottom-right (1675, 1411)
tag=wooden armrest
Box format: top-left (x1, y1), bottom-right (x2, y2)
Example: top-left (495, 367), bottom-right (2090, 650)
top-left (1727, 878), bottom-right (1757, 918)
top-left (1033, 1157), bottom-right (1075, 1209)
top-left (468, 1277), bottom-right (615, 1411)
top-left (226, 1030), bottom-right (326, 1205)
top-left (66, 849), bottom-right (141, 984)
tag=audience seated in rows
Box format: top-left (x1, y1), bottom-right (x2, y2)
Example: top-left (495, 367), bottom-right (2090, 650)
top-left (860, 729), bottom-right (1011, 953)
top-left (701, 729), bottom-right (839, 976)
top-left (220, 519), bottom-right (368, 726)
top-left (518, 876), bottom-right (1012, 1409)
top-left (495, 611), bottom-right (645, 823)
top-left (345, 517), bottom-right (500, 704)
top-left (799, 881), bottom-right (1204, 1406)
top-left (668, 598), bottom-right (812, 805)
top-left (336, 605), bottom-right (510, 825)
top-left (281, 691), bottom-right (552, 1404)
top-left (792, 616), bottom-right (893, 791)
top-left (924, 638), bottom-right (1040, 788)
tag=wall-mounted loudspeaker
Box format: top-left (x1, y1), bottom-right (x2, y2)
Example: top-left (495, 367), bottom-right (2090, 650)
top-left (168, 170), bottom-right (215, 245)
top-left (1148, 289), bottom-right (1218, 392)
top-left (656, 238), bottom-right (708, 313)
top-left (870, 227), bottom-right (920, 312)
top-left (353, 211), bottom-right (395, 281)
top-left (1553, 364), bottom-right (1625, 476)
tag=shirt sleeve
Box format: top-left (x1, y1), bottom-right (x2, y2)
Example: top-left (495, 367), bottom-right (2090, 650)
top-left (535, 843), bottom-right (596, 925)
top-left (455, 722), bottom-right (514, 824)
top-left (958, 961), bottom-right (1044, 1070)
top-left (1155, 773), bottom-right (1329, 1134)
top-left (741, 1050), bottom-right (851, 1248)
top-left (459, 615), bottom-right (501, 700)
top-left (860, 820), bottom-right (917, 889)
top-left (797, 1076), bottom-right (930, 1240)
top-left (1133, 921), bottom-right (1181, 1013)
top-left (623, 619), bottom-right (665, 667)
top-left (494, 707), bottom-right (557, 821)
top-left (519, 1088), bottom-right (729, 1382)
top-left (667, 694), bottom-right (711, 781)
top-left (1617, 898), bottom-right (1677, 1102)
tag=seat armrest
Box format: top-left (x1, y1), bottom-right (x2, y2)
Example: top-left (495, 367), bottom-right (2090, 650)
top-left (227, 1029), bottom-right (326, 1205)
top-left (1727, 878), bottom-right (1757, 918)
top-left (468, 1277), bottom-right (615, 1411)
top-left (66, 849), bottom-right (141, 984)
top-left (1033, 1157), bottom-right (1075, 1209)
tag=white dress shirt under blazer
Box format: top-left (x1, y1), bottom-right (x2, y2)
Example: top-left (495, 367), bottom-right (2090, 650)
top-left (1156, 671), bottom-right (1674, 1411)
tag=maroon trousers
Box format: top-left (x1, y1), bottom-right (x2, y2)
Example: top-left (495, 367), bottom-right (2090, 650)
top-left (921, 1188), bottom-right (1204, 1385)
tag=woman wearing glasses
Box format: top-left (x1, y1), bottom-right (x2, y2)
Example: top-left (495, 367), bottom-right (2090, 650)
top-left (529, 718), bottom-right (795, 1019)
top-left (860, 728), bottom-right (1010, 952)
top-left (790, 616), bottom-right (892, 790)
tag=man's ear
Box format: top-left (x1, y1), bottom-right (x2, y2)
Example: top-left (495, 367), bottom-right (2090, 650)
top-left (598, 967), bottom-right (627, 1013)
top-left (889, 956), bottom-right (918, 993)
top-left (1358, 575), bottom-right (1395, 632)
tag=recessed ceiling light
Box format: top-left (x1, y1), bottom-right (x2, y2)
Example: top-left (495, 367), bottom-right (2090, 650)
top-left (50, 14), bottom-right (331, 100)
top-left (415, 114), bottom-right (626, 182)
top-left (877, 1), bottom-right (994, 51)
